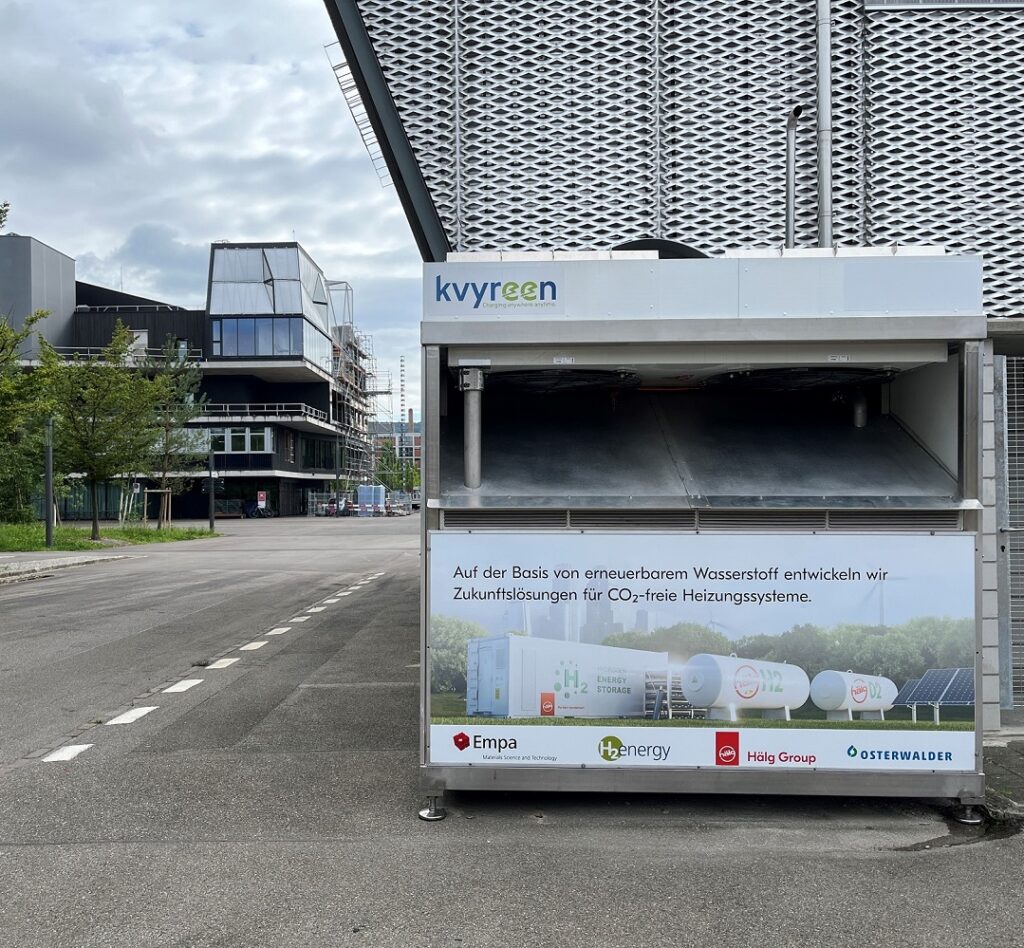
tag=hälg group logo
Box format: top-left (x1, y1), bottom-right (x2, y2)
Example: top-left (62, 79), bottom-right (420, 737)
top-left (716, 731), bottom-right (740, 766)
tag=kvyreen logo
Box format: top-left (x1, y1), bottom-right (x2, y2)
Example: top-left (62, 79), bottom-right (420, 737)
top-left (435, 275), bottom-right (557, 309)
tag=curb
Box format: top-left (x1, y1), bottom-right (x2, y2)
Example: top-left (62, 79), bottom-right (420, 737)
top-left (0, 554), bottom-right (131, 584)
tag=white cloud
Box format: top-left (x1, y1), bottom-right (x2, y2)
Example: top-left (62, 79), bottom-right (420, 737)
top-left (0, 0), bottom-right (422, 420)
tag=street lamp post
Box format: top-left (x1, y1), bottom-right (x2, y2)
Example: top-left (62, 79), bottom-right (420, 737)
top-left (44, 417), bottom-right (54, 548)
top-left (208, 449), bottom-right (216, 531)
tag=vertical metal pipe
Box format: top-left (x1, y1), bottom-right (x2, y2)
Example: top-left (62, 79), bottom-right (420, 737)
top-left (44, 417), bottom-right (54, 548)
top-left (816, 0), bottom-right (833, 248)
top-left (785, 106), bottom-right (803, 248)
top-left (460, 368), bottom-right (483, 489)
top-left (208, 449), bottom-right (216, 531)
top-left (853, 390), bottom-right (867, 428)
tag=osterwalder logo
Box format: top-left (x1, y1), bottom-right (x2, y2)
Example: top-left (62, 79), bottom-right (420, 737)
top-left (846, 743), bottom-right (954, 763)
top-left (435, 275), bottom-right (557, 309)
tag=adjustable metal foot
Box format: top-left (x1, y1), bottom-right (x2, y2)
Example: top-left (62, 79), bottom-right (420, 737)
top-left (952, 804), bottom-right (984, 826)
top-left (418, 796), bottom-right (447, 821)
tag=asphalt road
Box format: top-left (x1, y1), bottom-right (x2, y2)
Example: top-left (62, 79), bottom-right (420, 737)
top-left (0, 516), bottom-right (1021, 948)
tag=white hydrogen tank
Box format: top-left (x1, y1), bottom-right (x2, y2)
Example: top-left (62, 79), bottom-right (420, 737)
top-left (810, 670), bottom-right (898, 713)
top-left (680, 653), bottom-right (810, 712)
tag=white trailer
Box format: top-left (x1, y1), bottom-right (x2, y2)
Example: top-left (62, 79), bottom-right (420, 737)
top-left (466, 635), bottom-right (668, 719)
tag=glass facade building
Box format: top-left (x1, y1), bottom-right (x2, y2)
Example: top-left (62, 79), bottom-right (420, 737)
top-left (207, 244), bottom-right (336, 373)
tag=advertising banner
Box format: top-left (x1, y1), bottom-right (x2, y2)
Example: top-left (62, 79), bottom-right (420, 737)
top-left (427, 532), bottom-right (978, 773)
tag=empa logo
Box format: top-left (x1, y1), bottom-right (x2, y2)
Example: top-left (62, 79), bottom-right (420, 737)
top-left (435, 275), bottom-right (557, 309)
top-left (598, 735), bottom-right (624, 762)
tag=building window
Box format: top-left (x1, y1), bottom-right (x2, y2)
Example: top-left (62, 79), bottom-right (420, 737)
top-left (208, 427), bottom-right (274, 453)
top-left (209, 316), bottom-right (332, 365)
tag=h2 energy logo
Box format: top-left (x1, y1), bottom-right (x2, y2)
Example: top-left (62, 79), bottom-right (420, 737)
top-left (716, 731), bottom-right (740, 766)
top-left (434, 275), bottom-right (557, 310)
top-left (597, 735), bottom-right (670, 763)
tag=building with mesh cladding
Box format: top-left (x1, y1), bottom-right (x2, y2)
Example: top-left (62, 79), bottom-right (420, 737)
top-left (323, 0), bottom-right (1024, 707)
top-left (325, 0), bottom-right (1024, 319)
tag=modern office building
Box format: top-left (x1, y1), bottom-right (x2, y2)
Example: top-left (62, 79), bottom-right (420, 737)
top-left (323, 0), bottom-right (1024, 711)
top-left (4, 234), bottom-right (380, 517)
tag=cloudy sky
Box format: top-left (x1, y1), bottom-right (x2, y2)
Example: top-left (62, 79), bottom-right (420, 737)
top-left (0, 0), bottom-right (422, 415)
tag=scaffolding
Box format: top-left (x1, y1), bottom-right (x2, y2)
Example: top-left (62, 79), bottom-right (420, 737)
top-left (326, 281), bottom-right (391, 491)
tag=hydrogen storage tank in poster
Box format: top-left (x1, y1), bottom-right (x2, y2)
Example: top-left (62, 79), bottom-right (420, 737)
top-left (810, 670), bottom-right (899, 720)
top-left (418, 250), bottom-right (988, 814)
top-left (680, 654), bottom-right (810, 720)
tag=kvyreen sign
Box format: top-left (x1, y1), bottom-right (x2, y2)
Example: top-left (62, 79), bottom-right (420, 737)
top-left (425, 263), bottom-right (564, 317)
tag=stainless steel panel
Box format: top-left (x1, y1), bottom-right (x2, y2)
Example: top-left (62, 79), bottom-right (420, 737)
top-left (420, 765), bottom-right (985, 805)
top-left (422, 316), bottom-right (987, 347)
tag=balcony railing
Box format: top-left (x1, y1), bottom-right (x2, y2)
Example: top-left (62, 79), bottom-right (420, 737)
top-left (198, 402), bottom-right (328, 422)
top-left (48, 346), bottom-right (204, 361)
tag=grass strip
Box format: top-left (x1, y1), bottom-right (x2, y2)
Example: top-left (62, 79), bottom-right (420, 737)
top-left (0, 523), bottom-right (216, 552)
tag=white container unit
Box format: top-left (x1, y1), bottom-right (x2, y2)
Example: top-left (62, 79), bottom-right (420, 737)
top-left (810, 670), bottom-right (898, 721)
top-left (466, 635), bottom-right (668, 719)
top-left (680, 653), bottom-right (811, 721)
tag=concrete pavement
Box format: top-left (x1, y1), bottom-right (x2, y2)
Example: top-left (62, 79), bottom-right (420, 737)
top-left (0, 516), bottom-right (1021, 948)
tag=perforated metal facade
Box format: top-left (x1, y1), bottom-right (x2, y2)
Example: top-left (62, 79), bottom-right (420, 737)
top-left (341, 0), bottom-right (1024, 319)
top-left (1004, 356), bottom-right (1024, 703)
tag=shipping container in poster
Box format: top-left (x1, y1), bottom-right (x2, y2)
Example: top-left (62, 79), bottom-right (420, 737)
top-left (466, 635), bottom-right (668, 718)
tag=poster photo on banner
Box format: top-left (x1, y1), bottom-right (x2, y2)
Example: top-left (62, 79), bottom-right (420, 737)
top-left (427, 532), bottom-right (978, 772)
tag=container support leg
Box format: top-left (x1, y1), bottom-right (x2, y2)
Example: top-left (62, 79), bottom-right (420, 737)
top-left (418, 795), bottom-right (448, 822)
top-left (952, 804), bottom-right (984, 826)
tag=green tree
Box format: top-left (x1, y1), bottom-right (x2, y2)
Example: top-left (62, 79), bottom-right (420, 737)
top-left (430, 614), bottom-right (490, 693)
top-left (376, 437), bottom-right (420, 493)
top-left (148, 336), bottom-right (206, 527)
top-left (43, 323), bottom-right (161, 539)
top-left (604, 622), bottom-right (730, 661)
top-left (0, 201), bottom-right (9, 231)
top-left (0, 311), bottom-right (50, 522)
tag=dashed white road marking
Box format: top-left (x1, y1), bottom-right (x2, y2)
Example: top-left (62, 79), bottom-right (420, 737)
top-left (290, 616), bottom-right (310, 622)
top-left (207, 657), bottom-right (239, 669)
top-left (267, 627), bottom-right (291, 635)
top-left (239, 641), bottom-right (267, 651)
top-left (307, 606), bottom-right (326, 613)
top-left (43, 744), bottom-right (93, 762)
top-left (338, 591), bottom-right (352, 597)
top-left (323, 598), bottom-right (339, 604)
top-left (163, 678), bottom-right (203, 694)
top-left (106, 707), bottom-right (157, 726)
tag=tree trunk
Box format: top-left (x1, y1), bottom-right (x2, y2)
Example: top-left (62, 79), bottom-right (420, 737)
top-left (89, 478), bottom-right (100, 541)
